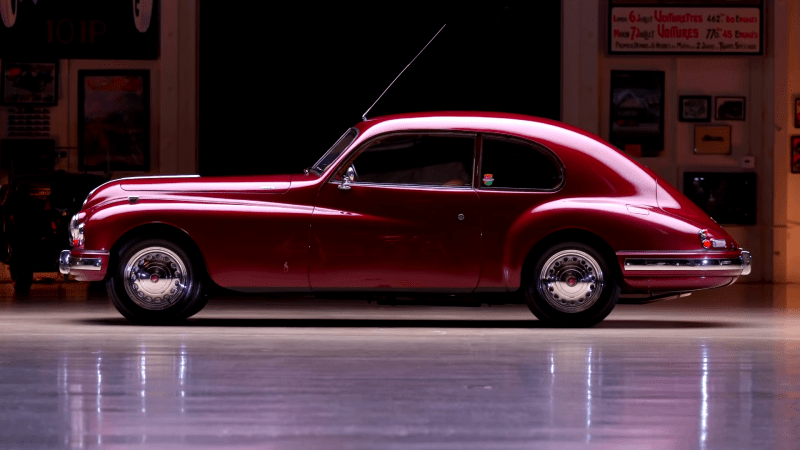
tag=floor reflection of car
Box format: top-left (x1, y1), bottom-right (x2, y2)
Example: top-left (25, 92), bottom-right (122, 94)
top-left (59, 112), bottom-right (752, 327)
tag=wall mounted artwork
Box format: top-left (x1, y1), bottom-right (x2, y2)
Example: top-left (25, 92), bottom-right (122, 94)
top-left (679, 95), bottom-right (711, 122)
top-left (609, 70), bottom-right (664, 157)
top-left (1, 61), bottom-right (58, 105)
top-left (78, 70), bottom-right (150, 171)
top-left (694, 125), bottom-right (731, 155)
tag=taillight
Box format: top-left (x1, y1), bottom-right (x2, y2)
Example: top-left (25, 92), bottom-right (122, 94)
top-left (699, 229), bottom-right (726, 249)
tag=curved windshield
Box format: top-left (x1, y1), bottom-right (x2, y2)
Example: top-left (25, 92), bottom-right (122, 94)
top-left (311, 128), bottom-right (358, 174)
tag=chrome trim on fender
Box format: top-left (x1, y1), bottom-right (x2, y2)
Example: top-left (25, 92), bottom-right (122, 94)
top-left (59, 250), bottom-right (103, 274)
top-left (84, 175), bottom-right (201, 206)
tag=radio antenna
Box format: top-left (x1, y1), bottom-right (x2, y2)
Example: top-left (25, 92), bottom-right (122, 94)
top-left (361, 24), bottom-right (446, 121)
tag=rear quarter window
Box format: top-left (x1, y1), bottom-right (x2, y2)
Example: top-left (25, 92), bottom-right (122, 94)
top-left (479, 136), bottom-right (562, 190)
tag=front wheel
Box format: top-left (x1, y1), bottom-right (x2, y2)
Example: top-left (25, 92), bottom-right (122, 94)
top-left (107, 238), bottom-right (208, 324)
top-left (524, 242), bottom-right (619, 327)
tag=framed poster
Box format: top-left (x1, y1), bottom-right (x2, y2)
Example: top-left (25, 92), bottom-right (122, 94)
top-left (791, 136), bottom-right (800, 174)
top-left (694, 125), bottom-right (731, 155)
top-left (715, 96), bottom-right (746, 121)
top-left (1, 61), bottom-right (58, 105)
top-left (78, 70), bottom-right (150, 171)
top-left (0, 0), bottom-right (158, 60)
top-left (610, 70), bottom-right (664, 157)
top-left (609, 2), bottom-right (762, 55)
top-left (679, 95), bottom-right (711, 122)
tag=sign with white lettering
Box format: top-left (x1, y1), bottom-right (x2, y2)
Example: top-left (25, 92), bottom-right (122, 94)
top-left (0, 0), bottom-right (158, 60)
top-left (609, 6), bottom-right (761, 54)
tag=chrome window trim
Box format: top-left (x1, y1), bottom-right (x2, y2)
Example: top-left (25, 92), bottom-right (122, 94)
top-left (312, 127), bottom-right (360, 175)
top-left (327, 181), bottom-right (473, 191)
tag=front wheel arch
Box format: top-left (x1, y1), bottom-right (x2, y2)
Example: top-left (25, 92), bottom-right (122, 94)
top-left (106, 223), bottom-right (210, 284)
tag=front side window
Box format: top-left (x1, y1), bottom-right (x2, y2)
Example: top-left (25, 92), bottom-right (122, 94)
top-left (479, 136), bottom-right (562, 190)
top-left (349, 134), bottom-right (474, 187)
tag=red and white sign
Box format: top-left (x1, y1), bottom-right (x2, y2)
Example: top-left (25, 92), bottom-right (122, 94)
top-left (609, 6), bottom-right (761, 54)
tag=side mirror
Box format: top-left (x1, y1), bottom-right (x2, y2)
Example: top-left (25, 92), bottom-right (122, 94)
top-left (344, 166), bottom-right (356, 182)
top-left (339, 165), bottom-right (356, 190)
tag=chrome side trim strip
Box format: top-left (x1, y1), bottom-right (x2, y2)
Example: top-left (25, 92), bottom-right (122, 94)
top-left (624, 257), bottom-right (744, 271)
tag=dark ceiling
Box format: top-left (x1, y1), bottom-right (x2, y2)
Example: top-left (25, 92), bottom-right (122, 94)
top-left (199, 2), bottom-right (562, 175)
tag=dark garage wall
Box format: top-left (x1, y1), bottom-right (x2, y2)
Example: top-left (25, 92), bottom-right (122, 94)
top-left (198, 2), bottom-right (561, 176)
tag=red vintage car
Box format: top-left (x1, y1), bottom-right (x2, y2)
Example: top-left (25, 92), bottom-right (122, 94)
top-left (59, 112), bottom-right (751, 326)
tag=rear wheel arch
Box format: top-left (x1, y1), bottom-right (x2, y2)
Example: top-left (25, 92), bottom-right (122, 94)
top-left (519, 228), bottom-right (620, 290)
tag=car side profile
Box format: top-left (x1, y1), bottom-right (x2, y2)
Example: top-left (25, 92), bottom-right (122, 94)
top-left (59, 111), bottom-right (751, 326)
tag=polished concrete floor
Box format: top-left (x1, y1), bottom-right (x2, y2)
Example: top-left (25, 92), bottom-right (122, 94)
top-left (0, 280), bottom-right (798, 449)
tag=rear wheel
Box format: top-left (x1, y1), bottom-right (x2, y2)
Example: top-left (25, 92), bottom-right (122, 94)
top-left (107, 238), bottom-right (208, 324)
top-left (524, 241), bottom-right (619, 327)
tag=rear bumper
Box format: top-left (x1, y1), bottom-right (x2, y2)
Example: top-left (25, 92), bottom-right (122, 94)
top-left (623, 250), bottom-right (751, 276)
top-left (59, 249), bottom-right (109, 282)
top-left (618, 249), bottom-right (752, 293)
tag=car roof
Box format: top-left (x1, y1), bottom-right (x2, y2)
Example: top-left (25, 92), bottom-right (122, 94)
top-left (354, 111), bottom-right (606, 146)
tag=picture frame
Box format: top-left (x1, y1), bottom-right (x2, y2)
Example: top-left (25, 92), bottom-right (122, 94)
top-left (791, 136), bottom-right (800, 174)
top-left (609, 70), bottom-right (665, 157)
top-left (795, 98), bottom-right (800, 128)
top-left (1, 61), bottom-right (58, 106)
top-left (78, 70), bottom-right (150, 172)
top-left (715, 96), bottom-right (746, 121)
top-left (679, 95), bottom-right (711, 122)
top-left (694, 125), bottom-right (731, 155)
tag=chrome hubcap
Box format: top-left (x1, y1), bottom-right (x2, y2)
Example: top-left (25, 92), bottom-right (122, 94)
top-left (123, 246), bottom-right (188, 310)
top-left (538, 250), bottom-right (604, 313)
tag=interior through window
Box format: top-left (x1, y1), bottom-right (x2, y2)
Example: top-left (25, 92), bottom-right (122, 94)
top-left (351, 135), bottom-right (474, 187)
top-left (479, 137), bottom-right (562, 189)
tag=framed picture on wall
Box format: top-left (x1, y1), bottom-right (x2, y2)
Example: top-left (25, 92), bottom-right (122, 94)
top-left (694, 125), bottom-right (731, 155)
top-left (715, 96), bottom-right (746, 121)
top-left (795, 99), bottom-right (800, 128)
top-left (0, 61), bottom-right (58, 106)
top-left (609, 70), bottom-right (665, 157)
top-left (791, 136), bottom-right (800, 173)
top-left (78, 70), bottom-right (150, 171)
top-left (679, 95), bottom-right (711, 122)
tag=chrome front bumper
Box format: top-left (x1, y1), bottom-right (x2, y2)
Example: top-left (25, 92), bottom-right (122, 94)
top-left (624, 250), bottom-right (752, 276)
top-left (59, 249), bottom-right (109, 281)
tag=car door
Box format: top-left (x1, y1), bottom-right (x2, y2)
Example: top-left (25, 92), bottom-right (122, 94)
top-left (309, 133), bottom-right (481, 292)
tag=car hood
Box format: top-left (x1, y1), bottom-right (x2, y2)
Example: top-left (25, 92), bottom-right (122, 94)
top-left (118, 175), bottom-right (292, 193)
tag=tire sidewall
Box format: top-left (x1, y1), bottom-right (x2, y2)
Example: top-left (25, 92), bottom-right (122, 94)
top-left (525, 241), bottom-right (619, 327)
top-left (108, 238), bottom-right (204, 324)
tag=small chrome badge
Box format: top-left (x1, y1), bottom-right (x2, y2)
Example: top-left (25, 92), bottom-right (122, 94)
top-left (283, 262), bottom-right (289, 273)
